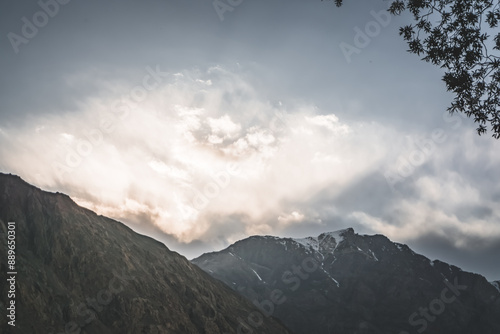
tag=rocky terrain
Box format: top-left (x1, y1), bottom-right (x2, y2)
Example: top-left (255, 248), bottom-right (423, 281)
top-left (193, 228), bottom-right (500, 334)
top-left (0, 173), bottom-right (291, 334)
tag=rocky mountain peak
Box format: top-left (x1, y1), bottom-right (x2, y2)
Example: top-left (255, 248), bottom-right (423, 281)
top-left (0, 173), bottom-right (292, 334)
top-left (193, 228), bottom-right (500, 334)
top-left (292, 227), bottom-right (353, 257)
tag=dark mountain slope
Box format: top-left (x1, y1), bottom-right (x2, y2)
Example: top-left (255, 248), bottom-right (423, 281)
top-left (193, 228), bottom-right (500, 334)
top-left (0, 173), bottom-right (292, 334)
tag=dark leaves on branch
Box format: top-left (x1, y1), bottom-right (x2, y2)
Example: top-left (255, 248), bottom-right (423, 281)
top-left (335, 0), bottom-right (500, 138)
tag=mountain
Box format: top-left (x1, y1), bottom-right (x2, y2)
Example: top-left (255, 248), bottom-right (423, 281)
top-left (193, 228), bottom-right (500, 334)
top-left (0, 173), bottom-right (292, 334)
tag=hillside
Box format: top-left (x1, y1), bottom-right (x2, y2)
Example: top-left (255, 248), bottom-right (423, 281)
top-left (0, 173), bottom-right (291, 334)
top-left (193, 228), bottom-right (500, 334)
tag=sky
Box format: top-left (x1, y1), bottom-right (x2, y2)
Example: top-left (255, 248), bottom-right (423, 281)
top-left (1, 0), bottom-right (499, 281)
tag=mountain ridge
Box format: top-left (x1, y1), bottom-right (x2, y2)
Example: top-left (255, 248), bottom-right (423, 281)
top-left (0, 173), bottom-right (292, 334)
top-left (193, 226), bottom-right (500, 334)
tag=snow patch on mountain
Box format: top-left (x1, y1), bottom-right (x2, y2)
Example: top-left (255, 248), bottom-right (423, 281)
top-left (321, 268), bottom-right (340, 287)
top-left (293, 236), bottom-right (320, 252)
top-left (291, 229), bottom-right (348, 256)
top-left (252, 269), bottom-right (263, 282)
top-left (490, 281), bottom-right (500, 293)
top-left (323, 230), bottom-right (347, 252)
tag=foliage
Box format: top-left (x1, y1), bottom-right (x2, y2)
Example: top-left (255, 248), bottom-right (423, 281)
top-left (334, 0), bottom-right (500, 138)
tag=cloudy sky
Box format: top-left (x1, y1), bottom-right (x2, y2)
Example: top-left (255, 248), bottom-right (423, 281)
top-left (1, 0), bottom-right (499, 280)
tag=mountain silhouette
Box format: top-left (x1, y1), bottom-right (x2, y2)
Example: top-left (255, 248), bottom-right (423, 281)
top-left (193, 228), bottom-right (500, 334)
top-left (0, 173), bottom-right (291, 334)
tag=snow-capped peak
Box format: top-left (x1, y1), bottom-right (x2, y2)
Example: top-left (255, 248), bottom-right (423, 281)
top-left (320, 230), bottom-right (347, 251)
top-left (292, 228), bottom-right (350, 255)
top-left (293, 236), bottom-right (320, 252)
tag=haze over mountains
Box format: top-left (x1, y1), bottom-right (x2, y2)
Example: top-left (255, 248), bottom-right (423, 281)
top-left (0, 173), bottom-right (290, 334)
top-left (193, 228), bottom-right (500, 334)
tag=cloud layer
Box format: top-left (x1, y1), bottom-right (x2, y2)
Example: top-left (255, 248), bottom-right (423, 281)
top-left (1, 65), bottom-right (499, 281)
